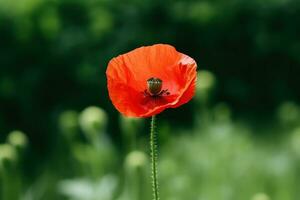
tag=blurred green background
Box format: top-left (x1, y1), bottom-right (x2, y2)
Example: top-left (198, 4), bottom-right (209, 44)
top-left (1, 0), bottom-right (300, 199)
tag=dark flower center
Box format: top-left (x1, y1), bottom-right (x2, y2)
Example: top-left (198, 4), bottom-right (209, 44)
top-left (147, 77), bottom-right (162, 95)
top-left (144, 77), bottom-right (170, 98)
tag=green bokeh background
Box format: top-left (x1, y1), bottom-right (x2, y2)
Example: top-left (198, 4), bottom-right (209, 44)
top-left (1, 0), bottom-right (300, 199)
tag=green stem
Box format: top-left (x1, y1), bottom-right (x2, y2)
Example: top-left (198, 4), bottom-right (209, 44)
top-left (150, 115), bottom-right (159, 200)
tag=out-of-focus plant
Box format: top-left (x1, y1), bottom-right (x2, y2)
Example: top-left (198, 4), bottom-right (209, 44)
top-left (195, 70), bottom-right (217, 105)
top-left (78, 106), bottom-right (115, 176)
top-left (277, 102), bottom-right (300, 128)
top-left (59, 110), bottom-right (80, 144)
top-left (0, 130), bottom-right (28, 200)
top-left (7, 130), bottom-right (28, 155)
top-left (195, 70), bottom-right (217, 127)
top-left (251, 193), bottom-right (270, 200)
top-left (290, 127), bottom-right (300, 158)
top-left (0, 143), bottom-right (19, 200)
top-left (119, 115), bottom-right (144, 152)
top-left (117, 151), bottom-right (150, 200)
top-left (157, 109), bottom-right (299, 200)
top-left (58, 175), bottom-right (118, 200)
top-left (57, 106), bottom-right (117, 199)
top-left (79, 106), bottom-right (108, 142)
top-left (212, 103), bottom-right (232, 124)
top-left (58, 106), bottom-right (115, 177)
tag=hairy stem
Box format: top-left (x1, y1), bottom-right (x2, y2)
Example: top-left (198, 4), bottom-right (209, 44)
top-left (150, 115), bottom-right (159, 200)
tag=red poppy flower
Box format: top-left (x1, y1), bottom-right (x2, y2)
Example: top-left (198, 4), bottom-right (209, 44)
top-left (106, 44), bottom-right (197, 117)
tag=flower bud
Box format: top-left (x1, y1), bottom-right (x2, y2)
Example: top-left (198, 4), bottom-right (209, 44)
top-left (195, 70), bottom-right (216, 103)
top-left (59, 110), bottom-right (79, 140)
top-left (123, 151), bottom-right (150, 200)
top-left (7, 130), bottom-right (28, 152)
top-left (0, 144), bottom-right (17, 170)
top-left (125, 151), bottom-right (148, 169)
top-left (79, 106), bottom-right (108, 139)
top-left (0, 144), bottom-right (21, 200)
